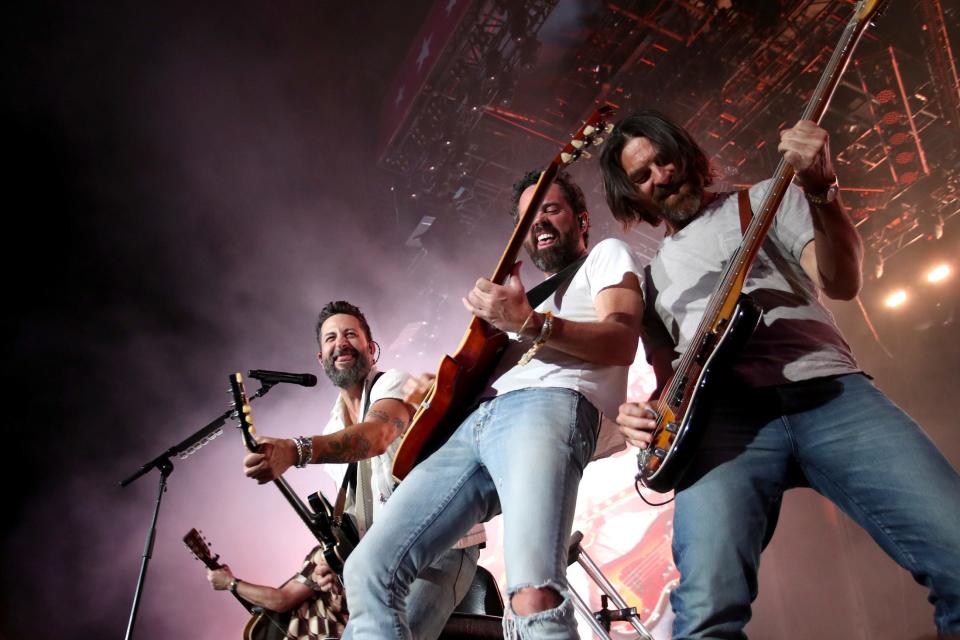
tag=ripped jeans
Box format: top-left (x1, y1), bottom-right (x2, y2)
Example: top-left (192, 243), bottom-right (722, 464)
top-left (342, 387), bottom-right (599, 639)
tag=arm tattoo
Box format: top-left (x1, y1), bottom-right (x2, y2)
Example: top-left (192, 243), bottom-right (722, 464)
top-left (367, 409), bottom-right (408, 435)
top-left (323, 432), bottom-right (372, 463)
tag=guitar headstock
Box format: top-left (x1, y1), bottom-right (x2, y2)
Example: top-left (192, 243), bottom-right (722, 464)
top-left (229, 372), bottom-right (259, 453)
top-left (854, 0), bottom-right (890, 23)
top-left (556, 105), bottom-right (617, 168)
top-left (183, 528), bottom-right (220, 570)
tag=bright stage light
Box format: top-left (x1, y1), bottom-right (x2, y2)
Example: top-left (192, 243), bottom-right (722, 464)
top-left (884, 290), bottom-right (908, 308)
top-left (926, 264), bottom-right (951, 283)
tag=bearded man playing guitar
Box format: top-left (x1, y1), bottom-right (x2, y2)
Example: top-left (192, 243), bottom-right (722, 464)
top-left (242, 300), bottom-right (484, 639)
top-left (340, 171), bottom-right (643, 639)
top-left (601, 110), bottom-right (960, 638)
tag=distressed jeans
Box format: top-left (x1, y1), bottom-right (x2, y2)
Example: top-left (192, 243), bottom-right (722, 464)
top-left (670, 373), bottom-right (960, 639)
top-left (343, 387), bottom-right (599, 639)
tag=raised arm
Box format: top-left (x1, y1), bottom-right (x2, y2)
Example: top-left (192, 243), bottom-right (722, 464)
top-left (779, 120), bottom-right (863, 300)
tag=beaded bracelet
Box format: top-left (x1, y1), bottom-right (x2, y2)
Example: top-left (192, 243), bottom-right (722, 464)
top-left (518, 311), bottom-right (554, 366)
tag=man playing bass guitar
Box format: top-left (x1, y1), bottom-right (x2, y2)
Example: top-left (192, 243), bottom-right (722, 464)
top-left (341, 171), bottom-right (644, 639)
top-left (601, 110), bottom-right (960, 638)
top-left (243, 300), bottom-right (484, 639)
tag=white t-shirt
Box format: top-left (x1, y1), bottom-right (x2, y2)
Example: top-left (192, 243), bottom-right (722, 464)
top-left (642, 181), bottom-right (860, 386)
top-left (324, 368), bottom-right (486, 547)
top-left (481, 238), bottom-right (643, 458)
top-left (325, 368), bottom-right (408, 521)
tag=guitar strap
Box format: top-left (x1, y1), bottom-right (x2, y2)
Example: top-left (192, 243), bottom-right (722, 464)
top-left (525, 253), bottom-right (588, 309)
top-left (737, 189), bottom-right (753, 235)
top-left (335, 371), bottom-right (385, 521)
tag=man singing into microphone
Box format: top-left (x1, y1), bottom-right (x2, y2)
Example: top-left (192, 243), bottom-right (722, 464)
top-left (241, 300), bottom-right (484, 639)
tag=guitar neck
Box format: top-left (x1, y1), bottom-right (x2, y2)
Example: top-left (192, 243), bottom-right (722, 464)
top-left (272, 475), bottom-right (326, 537)
top-left (490, 163), bottom-right (560, 284)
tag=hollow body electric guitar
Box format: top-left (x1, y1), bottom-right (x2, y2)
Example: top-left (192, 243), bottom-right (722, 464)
top-left (229, 372), bottom-right (358, 573)
top-left (183, 528), bottom-right (291, 640)
top-left (392, 105), bottom-right (617, 480)
top-left (637, 0), bottom-right (889, 493)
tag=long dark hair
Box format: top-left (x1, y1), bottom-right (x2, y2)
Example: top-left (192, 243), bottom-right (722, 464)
top-left (599, 109), bottom-right (712, 226)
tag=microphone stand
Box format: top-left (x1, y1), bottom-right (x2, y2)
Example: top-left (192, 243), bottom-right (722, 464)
top-left (119, 380), bottom-right (277, 640)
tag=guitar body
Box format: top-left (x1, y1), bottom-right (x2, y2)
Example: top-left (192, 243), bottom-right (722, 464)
top-left (640, 295), bottom-right (762, 493)
top-left (600, 508), bottom-right (678, 633)
top-left (393, 317), bottom-right (509, 479)
top-left (307, 490), bottom-right (358, 573)
top-left (244, 609), bottom-right (291, 640)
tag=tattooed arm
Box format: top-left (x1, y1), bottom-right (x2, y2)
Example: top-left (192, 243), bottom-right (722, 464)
top-left (243, 397), bottom-right (413, 483)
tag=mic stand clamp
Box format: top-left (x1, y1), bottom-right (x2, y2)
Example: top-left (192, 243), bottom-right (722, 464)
top-left (595, 595), bottom-right (640, 633)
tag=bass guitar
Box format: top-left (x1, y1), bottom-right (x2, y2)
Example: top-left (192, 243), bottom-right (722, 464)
top-left (636, 0), bottom-right (890, 492)
top-left (182, 527), bottom-right (291, 640)
top-left (392, 105), bottom-right (617, 480)
top-left (229, 372), bottom-right (358, 573)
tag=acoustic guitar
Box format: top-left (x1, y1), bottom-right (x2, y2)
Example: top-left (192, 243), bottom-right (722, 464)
top-left (392, 105), bottom-right (618, 480)
top-left (229, 372), bottom-right (358, 573)
top-left (183, 528), bottom-right (291, 640)
top-left (636, 0), bottom-right (890, 492)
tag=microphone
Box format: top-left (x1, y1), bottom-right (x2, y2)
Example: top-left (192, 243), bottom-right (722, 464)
top-left (248, 369), bottom-right (318, 387)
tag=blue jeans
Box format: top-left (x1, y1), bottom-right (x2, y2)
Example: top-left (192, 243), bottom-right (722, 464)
top-left (343, 387), bottom-right (599, 639)
top-left (406, 545), bottom-right (480, 640)
top-left (671, 373), bottom-right (960, 639)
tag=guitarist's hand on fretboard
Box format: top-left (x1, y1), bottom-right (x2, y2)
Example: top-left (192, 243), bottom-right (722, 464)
top-left (244, 435), bottom-right (298, 484)
top-left (207, 564), bottom-right (236, 591)
top-left (777, 120), bottom-right (836, 190)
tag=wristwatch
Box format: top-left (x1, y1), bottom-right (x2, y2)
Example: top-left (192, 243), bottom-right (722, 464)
top-left (803, 176), bottom-right (840, 205)
top-left (228, 578), bottom-right (240, 594)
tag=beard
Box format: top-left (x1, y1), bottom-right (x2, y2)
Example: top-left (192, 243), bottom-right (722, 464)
top-left (321, 346), bottom-right (372, 389)
top-left (653, 180), bottom-right (704, 229)
top-left (525, 221), bottom-right (583, 273)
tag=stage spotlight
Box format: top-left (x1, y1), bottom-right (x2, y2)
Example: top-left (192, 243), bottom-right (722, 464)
top-left (926, 264), bottom-right (951, 283)
top-left (884, 289), bottom-right (908, 308)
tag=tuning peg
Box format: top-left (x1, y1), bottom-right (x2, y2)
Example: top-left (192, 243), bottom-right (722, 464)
top-left (560, 152), bottom-right (574, 164)
top-left (591, 136), bottom-right (604, 146)
top-left (604, 123), bottom-right (614, 134)
top-left (581, 151), bottom-right (592, 160)
top-left (570, 139), bottom-right (584, 149)
top-left (583, 125), bottom-right (596, 136)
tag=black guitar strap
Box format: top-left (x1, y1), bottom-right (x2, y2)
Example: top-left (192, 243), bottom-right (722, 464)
top-left (338, 371), bottom-right (386, 502)
top-left (525, 253), bottom-right (588, 309)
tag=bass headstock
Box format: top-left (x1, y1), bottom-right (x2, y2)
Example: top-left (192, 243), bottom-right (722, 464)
top-left (183, 528), bottom-right (220, 570)
top-left (229, 372), bottom-right (259, 453)
top-left (556, 104), bottom-right (617, 168)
